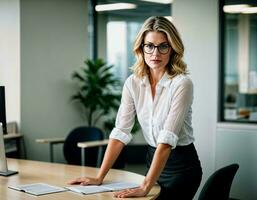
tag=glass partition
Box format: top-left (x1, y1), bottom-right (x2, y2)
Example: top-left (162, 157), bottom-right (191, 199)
top-left (220, 0), bottom-right (257, 123)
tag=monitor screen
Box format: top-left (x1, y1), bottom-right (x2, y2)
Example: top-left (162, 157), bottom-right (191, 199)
top-left (0, 86), bottom-right (7, 134)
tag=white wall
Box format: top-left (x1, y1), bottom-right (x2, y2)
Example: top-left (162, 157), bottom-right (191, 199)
top-left (0, 0), bottom-right (20, 125)
top-left (173, 0), bottom-right (219, 197)
top-left (20, 0), bottom-right (89, 162)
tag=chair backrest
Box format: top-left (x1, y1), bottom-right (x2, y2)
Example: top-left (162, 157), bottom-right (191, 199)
top-left (63, 126), bottom-right (104, 166)
top-left (198, 163), bottom-right (239, 200)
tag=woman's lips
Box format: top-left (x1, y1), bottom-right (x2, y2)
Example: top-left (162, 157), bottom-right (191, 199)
top-left (150, 60), bottom-right (161, 63)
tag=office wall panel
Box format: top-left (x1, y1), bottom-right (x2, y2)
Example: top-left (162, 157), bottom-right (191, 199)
top-left (21, 0), bottom-right (89, 162)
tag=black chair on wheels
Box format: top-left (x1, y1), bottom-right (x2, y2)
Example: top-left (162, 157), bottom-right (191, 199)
top-left (63, 126), bottom-right (104, 167)
top-left (198, 163), bottom-right (239, 200)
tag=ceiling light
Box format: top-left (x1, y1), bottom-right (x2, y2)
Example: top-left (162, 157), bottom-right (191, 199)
top-left (241, 7), bottom-right (257, 14)
top-left (95, 3), bottom-right (137, 12)
top-left (223, 4), bottom-right (250, 13)
top-left (140, 0), bottom-right (173, 4)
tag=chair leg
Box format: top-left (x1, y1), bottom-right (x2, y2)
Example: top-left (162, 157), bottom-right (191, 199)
top-left (97, 146), bottom-right (103, 168)
top-left (81, 148), bottom-right (85, 166)
top-left (49, 143), bottom-right (54, 162)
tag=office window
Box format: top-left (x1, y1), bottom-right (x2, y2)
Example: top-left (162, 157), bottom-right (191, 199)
top-left (107, 21), bottom-right (141, 81)
top-left (220, 0), bottom-right (257, 123)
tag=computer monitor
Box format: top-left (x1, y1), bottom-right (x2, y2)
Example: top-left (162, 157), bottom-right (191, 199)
top-left (0, 124), bottom-right (18, 176)
top-left (0, 86), bottom-right (7, 134)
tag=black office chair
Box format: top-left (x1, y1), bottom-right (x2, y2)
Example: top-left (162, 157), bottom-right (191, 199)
top-left (63, 126), bottom-right (104, 167)
top-left (198, 163), bottom-right (239, 200)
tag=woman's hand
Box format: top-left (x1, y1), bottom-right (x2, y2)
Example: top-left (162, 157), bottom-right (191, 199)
top-left (67, 140), bottom-right (125, 187)
top-left (67, 177), bottom-right (102, 186)
top-left (113, 185), bottom-right (150, 198)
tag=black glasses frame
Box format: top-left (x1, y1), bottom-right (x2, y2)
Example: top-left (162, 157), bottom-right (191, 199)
top-left (141, 43), bottom-right (171, 55)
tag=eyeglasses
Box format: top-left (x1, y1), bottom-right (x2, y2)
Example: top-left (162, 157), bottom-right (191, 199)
top-left (142, 43), bottom-right (171, 54)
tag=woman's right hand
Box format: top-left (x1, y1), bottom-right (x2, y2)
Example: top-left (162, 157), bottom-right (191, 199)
top-left (67, 139), bottom-right (124, 186)
top-left (67, 177), bottom-right (102, 186)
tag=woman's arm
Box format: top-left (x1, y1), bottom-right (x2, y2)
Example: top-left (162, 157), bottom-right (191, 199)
top-left (68, 138), bottom-right (124, 185)
top-left (114, 143), bottom-right (171, 198)
top-left (96, 138), bottom-right (125, 181)
top-left (143, 143), bottom-right (171, 190)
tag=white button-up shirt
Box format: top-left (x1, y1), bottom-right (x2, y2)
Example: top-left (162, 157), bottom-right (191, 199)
top-left (109, 72), bottom-right (195, 149)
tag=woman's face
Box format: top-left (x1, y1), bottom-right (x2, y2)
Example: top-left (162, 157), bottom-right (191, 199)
top-left (143, 31), bottom-right (172, 73)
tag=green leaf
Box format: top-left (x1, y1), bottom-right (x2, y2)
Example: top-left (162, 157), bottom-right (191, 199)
top-left (70, 58), bottom-right (121, 130)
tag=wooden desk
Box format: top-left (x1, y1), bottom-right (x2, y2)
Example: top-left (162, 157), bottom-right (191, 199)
top-left (3, 133), bottom-right (23, 140)
top-left (1, 159), bottom-right (160, 200)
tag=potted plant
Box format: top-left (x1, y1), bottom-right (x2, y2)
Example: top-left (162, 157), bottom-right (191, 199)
top-left (71, 58), bottom-right (121, 133)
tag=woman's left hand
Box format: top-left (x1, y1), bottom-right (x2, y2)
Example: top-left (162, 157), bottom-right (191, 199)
top-left (113, 186), bottom-right (149, 198)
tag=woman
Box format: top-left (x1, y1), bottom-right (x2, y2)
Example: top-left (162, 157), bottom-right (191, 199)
top-left (69, 16), bottom-right (202, 200)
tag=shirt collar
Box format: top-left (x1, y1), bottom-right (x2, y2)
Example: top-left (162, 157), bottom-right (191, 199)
top-left (140, 72), bottom-right (171, 87)
top-left (141, 75), bottom-right (149, 86)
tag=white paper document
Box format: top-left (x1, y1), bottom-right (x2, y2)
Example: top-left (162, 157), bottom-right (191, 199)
top-left (8, 183), bottom-right (67, 196)
top-left (66, 181), bottom-right (140, 195)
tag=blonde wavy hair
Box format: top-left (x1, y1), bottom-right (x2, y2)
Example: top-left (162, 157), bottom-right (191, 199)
top-left (132, 16), bottom-right (188, 79)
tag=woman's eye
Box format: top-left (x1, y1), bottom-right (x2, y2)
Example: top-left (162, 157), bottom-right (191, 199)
top-left (160, 44), bottom-right (169, 50)
top-left (145, 44), bottom-right (154, 49)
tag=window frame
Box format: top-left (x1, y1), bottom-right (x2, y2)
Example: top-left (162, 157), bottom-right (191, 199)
top-left (218, 0), bottom-right (257, 124)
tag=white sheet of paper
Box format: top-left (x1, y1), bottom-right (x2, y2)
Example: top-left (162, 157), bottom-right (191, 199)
top-left (67, 185), bottom-right (110, 194)
top-left (66, 181), bottom-right (140, 195)
top-left (101, 182), bottom-right (140, 191)
top-left (9, 183), bottom-right (67, 196)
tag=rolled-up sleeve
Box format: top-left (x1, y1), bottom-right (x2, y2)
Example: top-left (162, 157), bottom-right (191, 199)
top-left (109, 128), bottom-right (133, 145)
top-left (157, 78), bottom-right (193, 148)
top-left (109, 77), bottom-right (136, 145)
top-left (157, 130), bottom-right (179, 149)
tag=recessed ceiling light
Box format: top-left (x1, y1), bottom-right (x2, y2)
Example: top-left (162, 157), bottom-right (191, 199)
top-left (242, 7), bottom-right (257, 14)
top-left (95, 3), bottom-right (137, 12)
top-left (140, 0), bottom-right (173, 4)
top-left (223, 4), bottom-right (250, 13)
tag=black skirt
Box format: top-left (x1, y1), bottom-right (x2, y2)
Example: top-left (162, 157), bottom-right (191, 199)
top-left (146, 143), bottom-right (202, 200)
